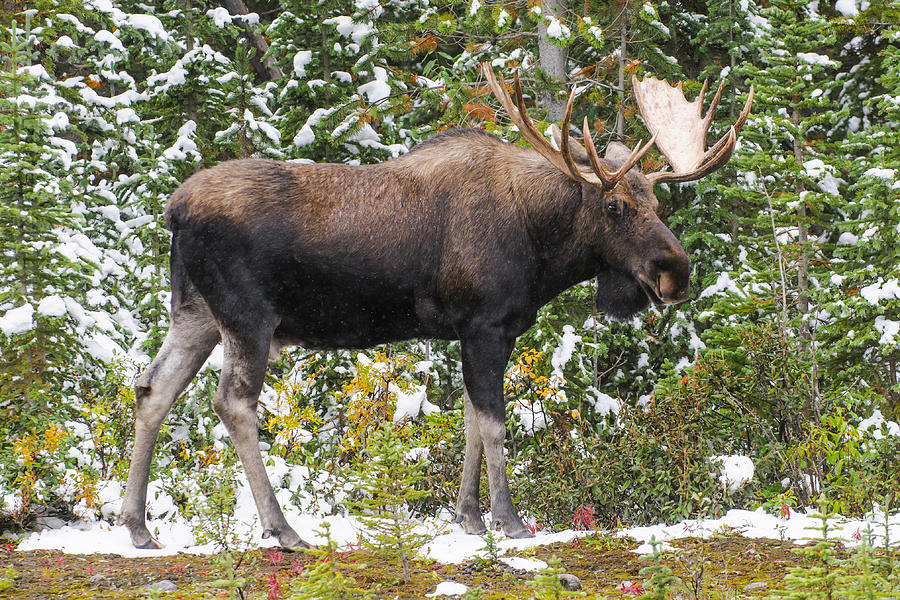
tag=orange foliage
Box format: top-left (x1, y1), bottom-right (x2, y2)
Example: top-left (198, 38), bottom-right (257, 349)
top-left (411, 34), bottom-right (438, 56)
top-left (463, 102), bottom-right (496, 122)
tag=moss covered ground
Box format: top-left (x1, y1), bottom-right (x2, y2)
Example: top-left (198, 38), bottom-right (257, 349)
top-left (0, 533), bottom-right (803, 599)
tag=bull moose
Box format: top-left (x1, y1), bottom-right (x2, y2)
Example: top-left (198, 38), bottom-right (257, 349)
top-left (119, 64), bottom-right (752, 549)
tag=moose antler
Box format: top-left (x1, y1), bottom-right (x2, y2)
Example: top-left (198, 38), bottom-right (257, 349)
top-left (480, 63), bottom-right (654, 190)
top-left (632, 75), bottom-right (753, 184)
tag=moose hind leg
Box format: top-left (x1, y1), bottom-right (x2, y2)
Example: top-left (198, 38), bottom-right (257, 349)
top-left (120, 308), bottom-right (219, 549)
top-left (454, 388), bottom-right (487, 534)
top-left (212, 325), bottom-right (308, 549)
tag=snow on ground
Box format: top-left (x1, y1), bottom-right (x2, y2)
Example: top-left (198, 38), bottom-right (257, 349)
top-left (426, 581), bottom-right (469, 597)
top-left (14, 500), bottom-right (900, 561)
top-left (10, 446), bottom-right (900, 560)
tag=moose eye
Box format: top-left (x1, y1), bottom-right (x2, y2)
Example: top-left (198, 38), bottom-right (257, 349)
top-left (606, 200), bottom-right (619, 214)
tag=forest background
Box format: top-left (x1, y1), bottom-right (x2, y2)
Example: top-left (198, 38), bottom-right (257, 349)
top-left (1, 0), bottom-right (898, 536)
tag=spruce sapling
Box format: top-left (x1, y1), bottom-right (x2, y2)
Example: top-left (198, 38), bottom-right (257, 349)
top-left (347, 423), bottom-right (431, 584)
top-left (289, 521), bottom-right (371, 600)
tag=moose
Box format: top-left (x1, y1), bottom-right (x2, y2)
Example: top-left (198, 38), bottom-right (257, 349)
top-left (119, 63), bottom-right (752, 549)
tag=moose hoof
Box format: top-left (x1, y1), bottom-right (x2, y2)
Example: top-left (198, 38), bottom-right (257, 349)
top-left (264, 527), bottom-right (311, 550)
top-left (121, 519), bottom-right (164, 550)
top-left (454, 511), bottom-right (487, 536)
top-left (491, 514), bottom-right (532, 539)
top-left (134, 536), bottom-right (164, 550)
top-left (503, 527), bottom-right (533, 540)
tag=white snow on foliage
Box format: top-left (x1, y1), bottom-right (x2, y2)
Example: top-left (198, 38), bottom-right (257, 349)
top-left (125, 13), bottom-right (170, 40)
top-left (93, 29), bottom-right (125, 52)
top-left (0, 304), bottom-right (35, 336)
top-left (545, 16), bottom-right (570, 41)
top-left (858, 410), bottom-right (900, 439)
top-left (351, 123), bottom-right (407, 157)
top-left (293, 124), bottom-right (315, 147)
top-left (864, 167), bottom-right (895, 180)
top-left (802, 159), bottom-right (841, 195)
top-left (358, 66), bottom-right (391, 104)
top-left (55, 35), bottom-right (76, 48)
top-left (37, 295), bottom-right (67, 318)
top-left (208, 7), bottom-right (232, 27)
top-left (712, 455), bottom-right (755, 493)
top-left (18, 64), bottom-right (50, 80)
top-left (797, 52), bottom-right (836, 67)
top-left (162, 120), bottom-right (200, 162)
top-left (587, 387), bottom-right (621, 416)
top-left (860, 278), bottom-right (900, 305)
top-left (551, 324), bottom-right (581, 381)
top-left (293, 50), bottom-right (313, 78)
top-left (700, 271), bottom-right (742, 298)
top-left (324, 15), bottom-right (374, 44)
top-left (392, 383), bottom-right (440, 422)
top-left (835, 0), bottom-right (859, 16)
top-left (874, 316), bottom-right (900, 346)
top-left (514, 399), bottom-right (548, 433)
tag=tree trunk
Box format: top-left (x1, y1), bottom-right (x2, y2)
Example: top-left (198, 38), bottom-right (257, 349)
top-left (792, 100), bottom-right (809, 331)
top-left (537, 0), bottom-right (568, 120)
top-left (220, 0), bottom-right (284, 81)
top-left (793, 95), bottom-right (820, 416)
top-left (616, 6), bottom-right (628, 137)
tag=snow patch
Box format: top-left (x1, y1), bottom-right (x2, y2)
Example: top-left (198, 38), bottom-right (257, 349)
top-left (93, 30), bottom-right (124, 52)
top-left (545, 16), bottom-right (570, 41)
top-left (712, 455), bottom-right (755, 493)
top-left (835, 0), bottom-right (859, 16)
top-left (500, 556), bottom-right (548, 571)
top-left (700, 271), bottom-right (741, 299)
top-left (392, 384), bottom-right (439, 422)
top-left (427, 581), bottom-right (469, 597)
top-left (874, 316), bottom-right (900, 346)
top-left (358, 66), bottom-right (391, 104)
top-left (863, 167), bottom-right (895, 181)
top-left (0, 303), bottom-right (35, 336)
top-left (858, 410), bottom-right (900, 439)
top-left (37, 296), bottom-right (68, 318)
top-left (126, 14), bottom-right (170, 40)
top-left (551, 325), bottom-right (581, 381)
top-left (293, 50), bottom-right (313, 78)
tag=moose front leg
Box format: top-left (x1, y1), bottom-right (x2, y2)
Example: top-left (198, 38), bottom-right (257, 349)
top-left (460, 333), bottom-right (531, 539)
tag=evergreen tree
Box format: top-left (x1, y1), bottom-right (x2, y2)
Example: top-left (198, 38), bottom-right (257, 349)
top-left (776, 504), bottom-right (842, 599)
top-left (820, 14), bottom-right (900, 415)
top-left (346, 423), bottom-right (430, 584)
top-left (289, 521), bottom-right (372, 600)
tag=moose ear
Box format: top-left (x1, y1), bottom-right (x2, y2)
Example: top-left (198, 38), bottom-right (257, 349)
top-left (549, 124), bottom-right (590, 164)
top-left (604, 141), bottom-right (634, 166)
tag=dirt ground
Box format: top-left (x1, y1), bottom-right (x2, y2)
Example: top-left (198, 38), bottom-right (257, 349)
top-left (0, 533), bottom-right (803, 599)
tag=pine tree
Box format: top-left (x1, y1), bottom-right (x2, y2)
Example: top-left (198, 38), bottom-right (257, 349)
top-left (268, 0), bottom-right (414, 164)
top-left (776, 504), bottom-right (841, 599)
top-left (527, 555), bottom-right (585, 599)
top-left (289, 521), bottom-right (372, 600)
top-left (0, 8), bottom-right (128, 518)
top-left (819, 14), bottom-right (900, 413)
top-left (346, 423), bottom-right (430, 584)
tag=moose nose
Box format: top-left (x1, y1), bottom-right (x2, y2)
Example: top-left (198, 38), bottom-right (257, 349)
top-left (657, 270), bottom-right (690, 303)
top-left (647, 222), bottom-right (690, 303)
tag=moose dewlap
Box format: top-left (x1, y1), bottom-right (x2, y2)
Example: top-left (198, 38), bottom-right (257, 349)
top-left (119, 63), bottom-right (752, 549)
